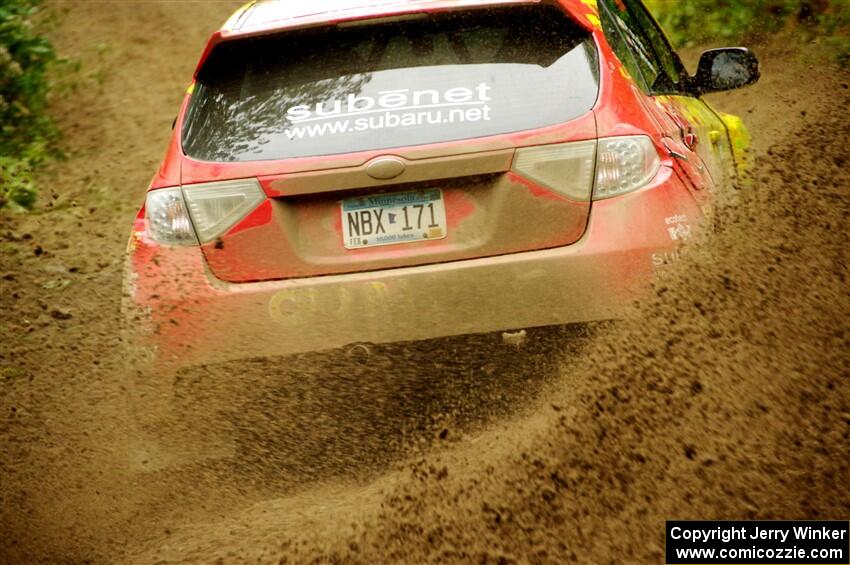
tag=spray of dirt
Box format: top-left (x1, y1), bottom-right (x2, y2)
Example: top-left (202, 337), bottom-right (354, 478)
top-left (0, 2), bottom-right (848, 564)
top-left (129, 63), bottom-right (850, 564)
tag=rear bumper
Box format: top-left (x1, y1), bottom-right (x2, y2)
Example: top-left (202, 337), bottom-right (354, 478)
top-left (124, 166), bottom-right (701, 374)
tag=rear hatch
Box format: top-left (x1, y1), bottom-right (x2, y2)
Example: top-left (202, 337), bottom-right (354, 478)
top-left (181, 4), bottom-right (600, 283)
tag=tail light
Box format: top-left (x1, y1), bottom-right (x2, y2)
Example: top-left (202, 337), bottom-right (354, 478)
top-left (512, 135), bottom-right (661, 202)
top-left (512, 140), bottom-right (597, 201)
top-left (182, 179), bottom-right (266, 243)
top-left (593, 136), bottom-right (661, 200)
top-left (144, 188), bottom-right (197, 246)
top-left (144, 179), bottom-right (266, 246)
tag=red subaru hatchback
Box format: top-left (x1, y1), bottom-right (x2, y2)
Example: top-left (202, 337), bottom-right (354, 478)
top-left (124, 0), bottom-right (758, 379)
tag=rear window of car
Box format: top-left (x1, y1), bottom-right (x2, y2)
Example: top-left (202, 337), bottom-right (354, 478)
top-left (182, 5), bottom-right (600, 162)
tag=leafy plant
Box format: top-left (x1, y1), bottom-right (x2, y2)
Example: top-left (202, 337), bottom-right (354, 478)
top-left (0, 155), bottom-right (37, 208)
top-left (0, 0), bottom-right (58, 209)
top-left (645, 0), bottom-right (849, 64)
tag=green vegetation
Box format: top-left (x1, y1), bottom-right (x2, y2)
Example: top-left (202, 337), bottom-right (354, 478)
top-left (0, 0), bottom-right (57, 210)
top-left (645, 0), bottom-right (849, 64)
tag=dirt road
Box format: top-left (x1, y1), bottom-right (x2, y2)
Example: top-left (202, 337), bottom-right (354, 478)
top-left (1, 2), bottom-right (847, 564)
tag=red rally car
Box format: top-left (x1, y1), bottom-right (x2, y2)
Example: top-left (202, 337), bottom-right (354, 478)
top-left (123, 0), bottom-right (759, 379)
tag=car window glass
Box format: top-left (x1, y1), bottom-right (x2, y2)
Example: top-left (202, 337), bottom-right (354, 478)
top-left (182, 6), bottom-right (600, 163)
top-left (623, 0), bottom-right (683, 86)
top-left (598, 0), bottom-right (661, 91)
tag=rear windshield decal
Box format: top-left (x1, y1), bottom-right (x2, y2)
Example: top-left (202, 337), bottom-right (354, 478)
top-left (284, 83), bottom-right (492, 140)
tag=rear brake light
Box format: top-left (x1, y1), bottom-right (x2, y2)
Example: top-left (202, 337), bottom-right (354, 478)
top-left (593, 136), bottom-right (661, 200)
top-left (512, 140), bottom-right (597, 201)
top-left (511, 136), bottom-right (661, 202)
top-left (183, 179), bottom-right (266, 243)
top-left (144, 179), bottom-right (265, 246)
top-left (145, 188), bottom-right (197, 246)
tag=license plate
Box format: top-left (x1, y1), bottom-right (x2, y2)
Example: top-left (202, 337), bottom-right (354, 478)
top-left (341, 188), bottom-right (447, 249)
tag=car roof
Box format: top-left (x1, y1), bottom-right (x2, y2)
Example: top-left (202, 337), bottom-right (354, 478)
top-left (221, 0), bottom-right (581, 35)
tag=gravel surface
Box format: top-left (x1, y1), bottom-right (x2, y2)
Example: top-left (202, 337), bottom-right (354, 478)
top-left (0, 3), bottom-right (847, 564)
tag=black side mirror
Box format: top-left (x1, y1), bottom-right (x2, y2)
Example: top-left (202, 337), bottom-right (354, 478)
top-left (692, 48), bottom-right (760, 95)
